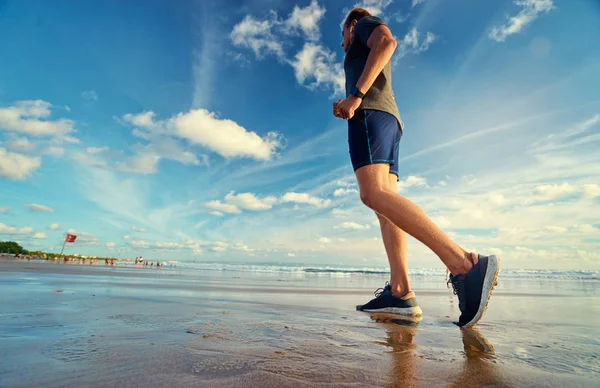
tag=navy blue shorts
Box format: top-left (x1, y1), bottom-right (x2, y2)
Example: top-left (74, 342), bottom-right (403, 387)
top-left (348, 109), bottom-right (403, 178)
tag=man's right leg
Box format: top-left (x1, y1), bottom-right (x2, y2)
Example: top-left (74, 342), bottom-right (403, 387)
top-left (356, 164), bottom-right (473, 275)
top-left (356, 164), bottom-right (500, 328)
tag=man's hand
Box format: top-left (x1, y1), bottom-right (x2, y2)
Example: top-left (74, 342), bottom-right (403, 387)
top-left (333, 99), bottom-right (343, 118)
top-left (337, 95), bottom-right (362, 120)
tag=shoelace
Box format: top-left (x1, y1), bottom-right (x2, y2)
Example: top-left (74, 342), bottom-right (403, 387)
top-left (449, 276), bottom-right (466, 311)
top-left (373, 281), bottom-right (390, 297)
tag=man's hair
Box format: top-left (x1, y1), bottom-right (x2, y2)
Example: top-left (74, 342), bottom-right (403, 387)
top-left (344, 8), bottom-right (371, 28)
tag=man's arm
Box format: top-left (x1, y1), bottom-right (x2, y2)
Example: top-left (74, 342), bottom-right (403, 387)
top-left (355, 24), bottom-right (397, 95)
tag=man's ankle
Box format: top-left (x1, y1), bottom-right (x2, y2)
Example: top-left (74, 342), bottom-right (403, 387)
top-left (390, 285), bottom-right (413, 299)
top-left (450, 253), bottom-right (475, 275)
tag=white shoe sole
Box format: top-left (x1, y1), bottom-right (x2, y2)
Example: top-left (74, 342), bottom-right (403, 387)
top-left (361, 306), bottom-right (423, 316)
top-left (461, 255), bottom-right (500, 328)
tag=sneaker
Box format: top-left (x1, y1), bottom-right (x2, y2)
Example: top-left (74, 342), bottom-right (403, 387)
top-left (449, 254), bottom-right (500, 328)
top-left (356, 282), bottom-right (423, 316)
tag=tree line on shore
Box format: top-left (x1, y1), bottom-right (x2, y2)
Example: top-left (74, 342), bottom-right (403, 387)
top-left (0, 240), bottom-right (119, 262)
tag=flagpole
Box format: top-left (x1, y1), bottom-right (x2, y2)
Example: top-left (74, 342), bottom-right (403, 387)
top-left (60, 238), bottom-right (67, 255)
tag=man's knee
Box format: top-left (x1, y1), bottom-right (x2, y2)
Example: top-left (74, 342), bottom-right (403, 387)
top-left (360, 188), bottom-right (386, 209)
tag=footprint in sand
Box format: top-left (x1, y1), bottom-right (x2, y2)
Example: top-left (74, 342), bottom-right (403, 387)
top-left (42, 336), bottom-right (114, 363)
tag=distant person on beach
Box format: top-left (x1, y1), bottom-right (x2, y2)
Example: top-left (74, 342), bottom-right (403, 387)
top-left (335, 8), bottom-right (499, 328)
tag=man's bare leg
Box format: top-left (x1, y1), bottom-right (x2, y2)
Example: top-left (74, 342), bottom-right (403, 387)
top-left (356, 164), bottom-right (474, 275)
top-left (377, 173), bottom-right (411, 297)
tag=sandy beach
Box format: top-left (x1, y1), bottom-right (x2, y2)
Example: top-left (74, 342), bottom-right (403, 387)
top-left (0, 259), bottom-right (598, 387)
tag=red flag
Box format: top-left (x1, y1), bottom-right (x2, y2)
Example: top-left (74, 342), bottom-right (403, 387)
top-left (65, 233), bottom-right (77, 243)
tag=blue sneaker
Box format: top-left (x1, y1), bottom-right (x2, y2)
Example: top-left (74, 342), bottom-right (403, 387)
top-left (449, 254), bottom-right (500, 328)
top-left (356, 283), bottom-right (423, 316)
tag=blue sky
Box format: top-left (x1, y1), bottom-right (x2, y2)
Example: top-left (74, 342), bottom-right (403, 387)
top-left (0, 0), bottom-right (599, 269)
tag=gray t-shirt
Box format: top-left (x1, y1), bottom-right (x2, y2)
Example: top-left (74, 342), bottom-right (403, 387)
top-left (344, 16), bottom-right (403, 129)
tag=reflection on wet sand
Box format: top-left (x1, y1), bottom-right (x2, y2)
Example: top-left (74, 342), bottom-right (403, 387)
top-left (451, 328), bottom-right (511, 388)
top-left (371, 313), bottom-right (420, 388)
top-left (370, 314), bottom-right (510, 388)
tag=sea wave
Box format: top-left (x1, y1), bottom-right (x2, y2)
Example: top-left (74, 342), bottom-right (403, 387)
top-left (166, 262), bottom-right (599, 280)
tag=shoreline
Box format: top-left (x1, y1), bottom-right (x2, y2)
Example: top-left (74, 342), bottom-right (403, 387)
top-left (1, 260), bottom-right (598, 387)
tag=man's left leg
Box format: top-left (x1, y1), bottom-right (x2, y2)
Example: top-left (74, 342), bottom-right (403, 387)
top-left (357, 171), bottom-right (422, 316)
top-left (377, 174), bottom-right (411, 298)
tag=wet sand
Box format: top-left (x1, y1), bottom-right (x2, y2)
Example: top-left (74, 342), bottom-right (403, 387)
top-left (0, 260), bottom-right (598, 387)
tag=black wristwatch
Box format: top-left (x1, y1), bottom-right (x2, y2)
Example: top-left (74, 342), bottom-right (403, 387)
top-left (351, 86), bottom-right (365, 99)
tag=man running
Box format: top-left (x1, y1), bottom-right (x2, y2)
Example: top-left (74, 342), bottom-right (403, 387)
top-left (334, 8), bottom-right (499, 328)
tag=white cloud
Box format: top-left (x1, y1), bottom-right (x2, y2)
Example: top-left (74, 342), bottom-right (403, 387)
top-left (155, 242), bottom-right (179, 250)
top-left (412, 0), bottom-right (425, 6)
top-left (48, 223), bottom-right (59, 230)
top-left (27, 203), bottom-right (54, 213)
top-left (488, 193), bottom-right (507, 206)
top-left (0, 100), bottom-right (75, 137)
top-left (0, 148), bottom-right (41, 180)
top-left (393, 12), bottom-right (410, 24)
top-left (395, 28), bottom-right (436, 61)
top-left (489, 0), bottom-right (554, 42)
top-left (331, 208), bottom-right (348, 216)
top-left (44, 146), bottom-right (64, 157)
top-left (124, 111), bottom-right (155, 127)
top-left (131, 226), bottom-right (146, 233)
top-left (4, 137), bottom-right (34, 152)
top-left (230, 14), bottom-right (284, 59)
top-left (571, 224), bottom-right (597, 234)
top-left (460, 207), bottom-right (484, 220)
top-left (352, 0), bottom-right (393, 16)
top-left (282, 192), bottom-right (331, 208)
top-left (205, 200), bottom-right (241, 214)
top-left (124, 109), bottom-right (284, 162)
top-left (129, 138), bottom-right (204, 168)
top-left (231, 7), bottom-right (343, 96)
top-left (334, 187), bottom-right (359, 196)
top-left (123, 235), bottom-right (130, 239)
top-left (434, 216), bottom-right (451, 228)
top-left (285, 0), bottom-right (326, 41)
top-left (0, 207), bottom-right (10, 213)
top-left (224, 191), bottom-right (278, 211)
top-left (116, 153), bottom-right (160, 174)
top-left (105, 242), bottom-right (116, 249)
top-left (583, 184), bottom-right (600, 199)
top-left (544, 225), bottom-right (567, 233)
top-left (32, 232), bottom-right (46, 239)
top-left (210, 211), bottom-right (224, 217)
top-left (70, 231), bottom-right (98, 246)
top-left (232, 242), bottom-right (255, 252)
top-left (87, 146), bottom-right (109, 155)
top-left (398, 175), bottom-right (426, 191)
top-left (81, 90), bottom-right (98, 101)
top-left (317, 236), bottom-right (331, 244)
top-left (534, 183), bottom-right (576, 200)
top-left (287, 252), bottom-right (296, 257)
top-left (335, 179), bottom-right (356, 187)
top-left (335, 221), bottom-right (371, 230)
top-left (212, 241), bottom-right (228, 252)
top-left (129, 240), bottom-right (149, 249)
top-left (290, 43), bottom-right (345, 96)
top-left (0, 223), bottom-right (33, 235)
top-left (130, 239), bottom-right (204, 254)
